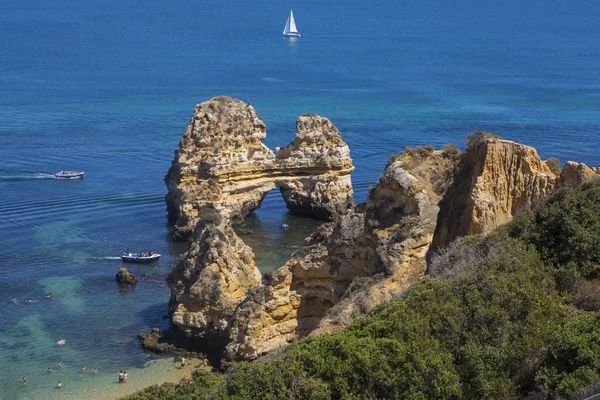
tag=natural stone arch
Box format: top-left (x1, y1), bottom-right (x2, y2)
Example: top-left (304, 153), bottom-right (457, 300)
top-left (165, 96), bottom-right (354, 241)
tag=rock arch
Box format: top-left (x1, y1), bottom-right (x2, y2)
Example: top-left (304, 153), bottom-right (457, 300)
top-left (164, 96), bottom-right (354, 242)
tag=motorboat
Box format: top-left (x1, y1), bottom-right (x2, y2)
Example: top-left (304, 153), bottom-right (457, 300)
top-left (121, 252), bottom-right (161, 263)
top-left (55, 170), bottom-right (85, 179)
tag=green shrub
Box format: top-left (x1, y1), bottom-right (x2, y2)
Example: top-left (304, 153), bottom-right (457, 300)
top-left (505, 182), bottom-right (600, 291)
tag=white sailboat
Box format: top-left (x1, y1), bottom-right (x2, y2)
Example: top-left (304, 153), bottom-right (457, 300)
top-left (283, 10), bottom-right (300, 37)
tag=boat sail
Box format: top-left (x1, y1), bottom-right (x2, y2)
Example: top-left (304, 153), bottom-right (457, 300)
top-left (283, 10), bottom-right (300, 37)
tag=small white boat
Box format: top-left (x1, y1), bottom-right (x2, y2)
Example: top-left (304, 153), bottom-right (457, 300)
top-left (283, 10), bottom-right (300, 37)
top-left (121, 253), bottom-right (161, 263)
top-left (55, 170), bottom-right (85, 179)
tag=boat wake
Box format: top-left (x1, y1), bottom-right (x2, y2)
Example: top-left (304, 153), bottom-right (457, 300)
top-left (98, 256), bottom-right (122, 260)
top-left (0, 171), bottom-right (56, 182)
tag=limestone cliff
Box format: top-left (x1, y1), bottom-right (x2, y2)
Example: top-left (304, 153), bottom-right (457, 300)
top-left (557, 161), bottom-right (600, 188)
top-left (165, 96), bottom-right (353, 241)
top-left (276, 115), bottom-right (354, 219)
top-left (433, 132), bottom-right (557, 247)
top-left (168, 214), bottom-right (261, 338)
top-left (225, 160), bottom-right (442, 360)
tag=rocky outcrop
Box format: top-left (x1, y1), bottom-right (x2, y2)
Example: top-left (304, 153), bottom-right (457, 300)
top-left (116, 267), bottom-right (136, 284)
top-left (225, 160), bottom-right (441, 360)
top-left (165, 96), bottom-right (355, 339)
top-left (276, 115), bottom-right (354, 219)
top-left (433, 132), bottom-right (557, 247)
top-left (165, 96), bottom-right (353, 241)
top-left (164, 97), bottom-right (277, 240)
top-left (557, 161), bottom-right (600, 188)
top-left (168, 216), bottom-right (261, 338)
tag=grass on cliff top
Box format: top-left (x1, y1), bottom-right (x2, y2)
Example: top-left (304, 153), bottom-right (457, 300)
top-left (125, 182), bottom-right (600, 400)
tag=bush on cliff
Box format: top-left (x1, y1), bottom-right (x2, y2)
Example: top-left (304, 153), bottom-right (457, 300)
top-left (505, 182), bottom-right (600, 292)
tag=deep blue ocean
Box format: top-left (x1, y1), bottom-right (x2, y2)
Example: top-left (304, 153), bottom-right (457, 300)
top-left (1, 0), bottom-right (599, 398)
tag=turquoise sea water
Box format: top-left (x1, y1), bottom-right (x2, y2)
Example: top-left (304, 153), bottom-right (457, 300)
top-left (1, 0), bottom-right (599, 398)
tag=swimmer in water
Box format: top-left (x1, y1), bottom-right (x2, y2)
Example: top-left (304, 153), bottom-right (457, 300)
top-left (12, 297), bottom-right (17, 303)
top-left (57, 338), bottom-right (65, 345)
top-left (57, 362), bottom-right (62, 368)
top-left (81, 365), bottom-right (87, 372)
top-left (26, 299), bottom-right (32, 304)
top-left (93, 368), bottom-right (98, 374)
top-left (45, 293), bottom-right (52, 299)
top-left (46, 368), bottom-right (52, 373)
top-left (57, 381), bottom-right (62, 389)
top-left (22, 376), bottom-right (27, 385)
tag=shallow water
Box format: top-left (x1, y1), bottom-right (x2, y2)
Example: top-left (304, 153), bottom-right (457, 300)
top-left (1, 0), bottom-right (599, 398)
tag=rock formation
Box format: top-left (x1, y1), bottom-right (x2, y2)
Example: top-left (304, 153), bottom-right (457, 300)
top-left (165, 96), bottom-right (354, 339)
top-left (557, 161), bottom-right (600, 188)
top-left (276, 115), bottom-right (354, 219)
top-left (116, 267), bottom-right (136, 285)
top-left (168, 216), bottom-right (262, 338)
top-left (164, 96), bottom-right (354, 241)
top-left (164, 98), bottom-right (598, 364)
top-left (433, 132), bottom-right (557, 248)
top-left (226, 159), bottom-right (442, 360)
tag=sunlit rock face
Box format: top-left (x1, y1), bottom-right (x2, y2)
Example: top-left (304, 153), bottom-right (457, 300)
top-left (165, 96), bottom-right (354, 242)
top-left (165, 96), bottom-right (355, 340)
top-left (433, 133), bottom-right (557, 248)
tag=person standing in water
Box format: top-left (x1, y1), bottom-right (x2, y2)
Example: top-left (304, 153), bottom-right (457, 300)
top-left (123, 371), bottom-right (128, 383)
top-left (21, 376), bottom-right (27, 385)
top-left (81, 365), bottom-right (86, 372)
top-left (119, 370), bottom-right (124, 383)
top-left (57, 381), bottom-right (62, 389)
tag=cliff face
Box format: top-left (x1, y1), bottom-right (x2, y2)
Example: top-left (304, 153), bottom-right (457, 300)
top-left (225, 160), bottom-right (442, 360)
top-left (277, 115), bottom-right (354, 219)
top-left (557, 161), bottom-right (600, 188)
top-left (165, 96), bottom-right (354, 241)
top-left (433, 134), bottom-right (557, 247)
top-left (168, 216), bottom-right (261, 338)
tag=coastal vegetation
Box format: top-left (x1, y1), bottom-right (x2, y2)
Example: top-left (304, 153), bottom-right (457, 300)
top-left (126, 182), bottom-right (600, 399)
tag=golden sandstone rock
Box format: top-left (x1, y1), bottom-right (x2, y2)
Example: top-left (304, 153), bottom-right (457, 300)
top-left (165, 99), bottom-right (598, 362)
